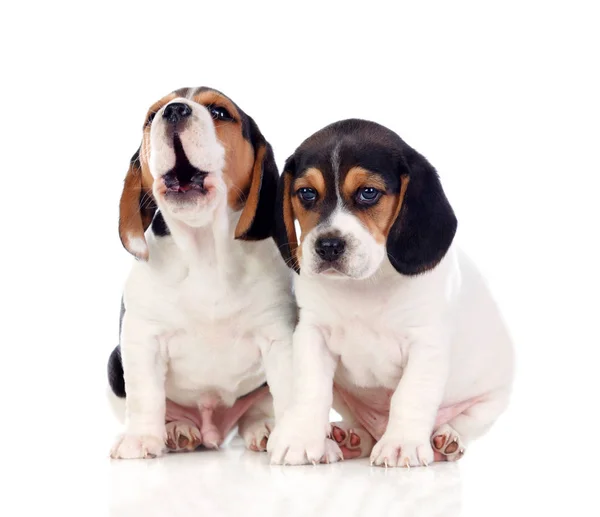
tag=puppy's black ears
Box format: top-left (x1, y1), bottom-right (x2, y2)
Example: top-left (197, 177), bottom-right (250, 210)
top-left (386, 147), bottom-right (457, 275)
top-left (273, 156), bottom-right (300, 272)
top-left (234, 117), bottom-right (279, 241)
top-left (118, 148), bottom-right (156, 261)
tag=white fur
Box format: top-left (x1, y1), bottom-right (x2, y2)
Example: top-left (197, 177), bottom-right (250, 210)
top-left (268, 216), bottom-right (514, 466)
top-left (124, 236), bottom-right (148, 259)
top-left (111, 99), bottom-right (295, 459)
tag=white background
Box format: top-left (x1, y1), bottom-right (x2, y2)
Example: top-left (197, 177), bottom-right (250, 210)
top-left (1, 1), bottom-right (599, 515)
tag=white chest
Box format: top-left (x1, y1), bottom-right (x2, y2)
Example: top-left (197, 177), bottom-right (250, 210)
top-left (125, 234), bottom-right (290, 408)
top-left (327, 312), bottom-right (409, 390)
top-left (296, 259), bottom-right (455, 392)
top-left (163, 318), bottom-right (265, 407)
top-left (158, 269), bottom-right (270, 405)
top-left (297, 278), bottom-right (416, 391)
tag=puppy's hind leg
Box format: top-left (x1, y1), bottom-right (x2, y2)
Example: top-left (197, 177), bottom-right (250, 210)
top-left (165, 420), bottom-right (203, 452)
top-left (432, 388), bottom-right (511, 462)
top-left (330, 391), bottom-right (375, 460)
top-left (238, 393), bottom-right (274, 452)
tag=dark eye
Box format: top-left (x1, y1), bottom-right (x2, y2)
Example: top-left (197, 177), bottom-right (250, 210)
top-left (356, 187), bottom-right (382, 205)
top-left (297, 187), bottom-right (318, 204)
top-left (208, 105), bottom-right (234, 121)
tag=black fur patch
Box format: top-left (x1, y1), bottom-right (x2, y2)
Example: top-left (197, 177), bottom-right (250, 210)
top-left (387, 147), bottom-right (457, 275)
top-left (108, 299), bottom-right (127, 398)
top-left (274, 164), bottom-right (298, 272)
top-left (130, 148), bottom-right (140, 166)
top-left (107, 345), bottom-right (126, 398)
top-left (151, 211), bottom-right (170, 237)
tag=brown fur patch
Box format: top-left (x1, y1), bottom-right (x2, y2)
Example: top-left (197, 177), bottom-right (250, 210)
top-left (355, 194), bottom-right (400, 244)
top-left (193, 91), bottom-right (242, 121)
top-left (119, 161), bottom-right (146, 257)
top-left (118, 160), bottom-right (155, 259)
top-left (235, 145), bottom-right (265, 238)
top-left (342, 166), bottom-right (387, 200)
top-left (290, 169), bottom-right (327, 263)
top-left (193, 91), bottom-right (253, 209)
top-left (341, 168), bottom-right (410, 245)
top-left (118, 93), bottom-right (178, 259)
top-left (291, 184), bottom-right (321, 245)
top-left (295, 168), bottom-right (326, 199)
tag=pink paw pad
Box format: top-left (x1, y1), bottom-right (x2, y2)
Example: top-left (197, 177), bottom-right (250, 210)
top-left (431, 424), bottom-right (465, 461)
top-left (330, 423), bottom-right (373, 460)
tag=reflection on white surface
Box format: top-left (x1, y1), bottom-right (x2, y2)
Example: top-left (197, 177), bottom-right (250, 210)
top-left (102, 397), bottom-right (599, 517)
top-left (109, 438), bottom-right (462, 517)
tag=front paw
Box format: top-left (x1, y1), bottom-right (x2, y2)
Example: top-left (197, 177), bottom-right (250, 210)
top-left (110, 433), bottom-right (165, 459)
top-left (267, 414), bottom-right (342, 465)
top-left (370, 434), bottom-right (434, 468)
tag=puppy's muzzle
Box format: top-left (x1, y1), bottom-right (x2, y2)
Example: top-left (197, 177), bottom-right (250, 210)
top-left (163, 134), bottom-right (209, 195)
top-left (315, 236), bottom-right (346, 262)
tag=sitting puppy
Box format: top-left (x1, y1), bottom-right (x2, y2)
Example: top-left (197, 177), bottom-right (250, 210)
top-left (267, 119), bottom-right (514, 467)
top-left (108, 87), bottom-right (294, 459)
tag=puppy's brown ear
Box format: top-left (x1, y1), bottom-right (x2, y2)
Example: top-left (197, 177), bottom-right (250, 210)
top-left (273, 157), bottom-right (299, 272)
top-left (234, 117), bottom-right (279, 241)
top-left (118, 149), bottom-right (156, 260)
top-left (386, 147), bottom-right (457, 275)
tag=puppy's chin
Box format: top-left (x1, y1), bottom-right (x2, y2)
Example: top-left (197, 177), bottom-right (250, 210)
top-left (302, 258), bottom-right (383, 281)
top-left (155, 177), bottom-right (224, 227)
top-left (300, 244), bottom-right (385, 281)
top-left (319, 266), bottom-right (378, 281)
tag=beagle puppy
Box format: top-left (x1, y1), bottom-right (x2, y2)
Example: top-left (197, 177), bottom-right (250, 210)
top-left (108, 87), bottom-right (294, 459)
top-left (267, 119), bottom-right (514, 467)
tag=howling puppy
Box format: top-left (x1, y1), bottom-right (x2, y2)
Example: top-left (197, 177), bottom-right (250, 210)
top-left (267, 119), bottom-right (514, 467)
top-left (108, 87), bottom-right (294, 459)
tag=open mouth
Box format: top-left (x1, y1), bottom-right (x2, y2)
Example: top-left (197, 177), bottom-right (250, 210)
top-left (163, 134), bottom-right (209, 195)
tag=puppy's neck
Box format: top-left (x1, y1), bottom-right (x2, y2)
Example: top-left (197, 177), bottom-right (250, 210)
top-left (159, 202), bottom-right (243, 281)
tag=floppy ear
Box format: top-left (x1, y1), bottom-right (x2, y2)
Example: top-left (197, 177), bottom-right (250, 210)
top-left (386, 147), bottom-right (457, 275)
top-left (234, 117), bottom-right (279, 241)
top-left (118, 149), bottom-right (156, 260)
top-left (273, 157), bottom-right (300, 272)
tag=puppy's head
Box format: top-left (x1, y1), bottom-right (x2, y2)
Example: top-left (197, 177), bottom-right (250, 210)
top-left (274, 119), bottom-right (457, 279)
top-left (119, 87), bottom-right (278, 260)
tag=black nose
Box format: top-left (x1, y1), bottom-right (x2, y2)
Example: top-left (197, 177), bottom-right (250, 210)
top-left (315, 237), bottom-right (346, 262)
top-left (163, 102), bottom-right (192, 123)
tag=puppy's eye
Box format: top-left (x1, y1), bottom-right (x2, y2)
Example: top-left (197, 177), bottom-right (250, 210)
top-left (297, 187), bottom-right (318, 204)
top-left (356, 187), bottom-right (382, 205)
top-left (208, 105), bottom-right (234, 122)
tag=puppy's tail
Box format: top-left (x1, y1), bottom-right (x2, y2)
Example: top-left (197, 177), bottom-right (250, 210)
top-left (107, 345), bottom-right (126, 423)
